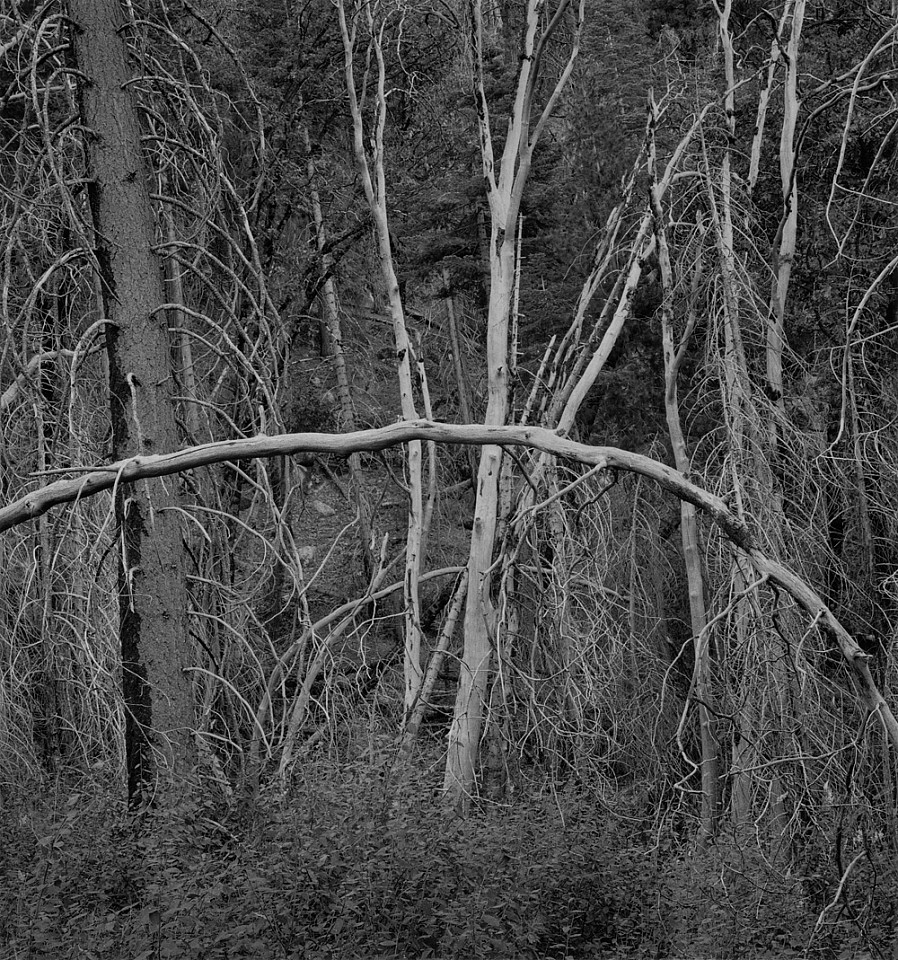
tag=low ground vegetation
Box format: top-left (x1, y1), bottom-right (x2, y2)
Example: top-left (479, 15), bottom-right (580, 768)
top-left (1, 758), bottom-right (891, 959)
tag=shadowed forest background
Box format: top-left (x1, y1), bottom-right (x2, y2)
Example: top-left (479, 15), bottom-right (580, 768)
top-left (2, 0), bottom-right (898, 956)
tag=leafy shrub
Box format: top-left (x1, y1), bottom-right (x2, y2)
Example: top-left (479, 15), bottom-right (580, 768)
top-left (0, 765), bottom-right (893, 959)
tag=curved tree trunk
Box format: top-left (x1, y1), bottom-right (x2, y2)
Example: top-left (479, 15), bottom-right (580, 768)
top-left (5, 418), bottom-right (898, 762)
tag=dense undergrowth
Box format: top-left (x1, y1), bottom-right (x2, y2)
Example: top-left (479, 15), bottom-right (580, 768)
top-left (0, 757), bottom-right (892, 960)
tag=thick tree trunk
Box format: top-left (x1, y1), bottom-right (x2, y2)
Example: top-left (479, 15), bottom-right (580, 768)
top-left (444, 239), bottom-right (514, 809)
top-left (444, 0), bottom-right (584, 811)
top-left (70, 0), bottom-right (195, 804)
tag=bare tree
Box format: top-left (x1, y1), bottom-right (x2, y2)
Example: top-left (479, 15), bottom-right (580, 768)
top-left (444, 0), bottom-right (585, 812)
top-left (336, 0), bottom-right (427, 720)
top-left (3, 419), bottom-right (897, 764)
top-left (650, 97), bottom-right (720, 837)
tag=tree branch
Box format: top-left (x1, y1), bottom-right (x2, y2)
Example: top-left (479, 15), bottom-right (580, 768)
top-left (6, 417), bottom-right (897, 746)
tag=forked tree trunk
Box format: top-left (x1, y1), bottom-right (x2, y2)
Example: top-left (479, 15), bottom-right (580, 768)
top-left (444, 0), bottom-right (584, 811)
top-left (69, 0), bottom-right (195, 804)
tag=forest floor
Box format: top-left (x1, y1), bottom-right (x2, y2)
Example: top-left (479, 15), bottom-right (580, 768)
top-left (0, 747), bottom-right (890, 960)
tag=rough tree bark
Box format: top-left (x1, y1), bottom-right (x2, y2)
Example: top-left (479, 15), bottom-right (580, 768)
top-left (69, 0), bottom-right (195, 804)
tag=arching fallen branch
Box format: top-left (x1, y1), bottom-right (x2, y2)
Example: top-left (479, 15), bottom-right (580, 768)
top-left (4, 418), bottom-right (896, 748)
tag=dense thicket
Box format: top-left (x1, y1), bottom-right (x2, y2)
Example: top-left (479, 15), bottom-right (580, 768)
top-left (3, 0), bottom-right (898, 954)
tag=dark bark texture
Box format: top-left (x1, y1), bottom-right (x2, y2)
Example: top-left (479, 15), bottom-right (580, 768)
top-left (69, 0), bottom-right (195, 803)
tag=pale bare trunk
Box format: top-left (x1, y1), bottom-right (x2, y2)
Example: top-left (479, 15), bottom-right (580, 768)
top-left (557, 217), bottom-right (655, 432)
top-left (336, 0), bottom-right (425, 716)
top-left (444, 243), bottom-right (514, 808)
top-left (766, 7), bottom-right (807, 852)
top-left (552, 100), bottom-right (708, 433)
top-left (747, 3), bottom-right (789, 194)
top-left (768, 0), bottom-right (806, 423)
top-left (712, 0), bottom-right (756, 831)
top-left (651, 105), bottom-right (720, 835)
top-left (408, 331), bottom-right (439, 559)
top-left (400, 571), bottom-right (468, 758)
top-left (711, 0), bottom-right (798, 842)
top-left (445, 0), bottom-right (585, 810)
